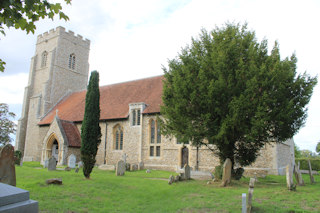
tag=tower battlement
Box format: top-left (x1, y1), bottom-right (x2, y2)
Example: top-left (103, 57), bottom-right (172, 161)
top-left (37, 26), bottom-right (90, 48)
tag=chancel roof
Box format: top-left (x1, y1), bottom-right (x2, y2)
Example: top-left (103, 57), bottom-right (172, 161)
top-left (39, 75), bottom-right (164, 125)
top-left (60, 119), bottom-right (81, 147)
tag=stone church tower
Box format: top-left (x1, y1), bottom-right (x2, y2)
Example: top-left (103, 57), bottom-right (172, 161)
top-left (15, 27), bottom-right (90, 161)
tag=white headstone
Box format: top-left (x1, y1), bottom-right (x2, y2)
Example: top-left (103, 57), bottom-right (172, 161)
top-left (68, 154), bottom-right (76, 169)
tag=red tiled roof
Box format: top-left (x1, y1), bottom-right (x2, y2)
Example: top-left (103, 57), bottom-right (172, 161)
top-left (39, 75), bottom-right (164, 125)
top-left (60, 120), bottom-right (81, 147)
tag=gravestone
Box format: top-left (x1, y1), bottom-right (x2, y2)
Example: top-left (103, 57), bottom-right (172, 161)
top-left (0, 144), bottom-right (16, 186)
top-left (308, 160), bottom-right (315, 184)
top-left (43, 159), bottom-right (49, 168)
top-left (125, 163), bottom-right (131, 171)
top-left (0, 183), bottom-right (38, 212)
top-left (116, 160), bottom-right (125, 176)
top-left (130, 164), bottom-right (138, 171)
top-left (168, 175), bottom-right (174, 185)
top-left (75, 167), bottom-right (79, 173)
top-left (175, 175), bottom-right (180, 182)
top-left (138, 162), bottom-right (144, 170)
top-left (286, 164), bottom-right (295, 191)
top-left (68, 154), bottom-right (76, 169)
top-left (293, 163), bottom-right (304, 186)
top-left (220, 158), bottom-right (232, 187)
top-left (48, 156), bottom-right (56, 171)
top-left (78, 161), bottom-right (83, 168)
top-left (146, 169), bottom-right (151, 173)
top-left (64, 167), bottom-right (71, 171)
top-left (46, 178), bottom-right (62, 185)
top-left (183, 164), bottom-right (191, 180)
top-left (247, 178), bottom-right (255, 213)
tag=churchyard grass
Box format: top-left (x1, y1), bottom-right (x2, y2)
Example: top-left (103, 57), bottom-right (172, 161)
top-left (16, 162), bottom-right (320, 212)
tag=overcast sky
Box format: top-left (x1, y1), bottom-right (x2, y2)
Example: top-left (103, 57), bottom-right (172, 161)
top-left (0, 0), bottom-right (319, 151)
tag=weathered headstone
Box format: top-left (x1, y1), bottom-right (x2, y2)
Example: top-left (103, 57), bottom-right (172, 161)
top-left (247, 178), bottom-right (255, 213)
top-left (78, 161), bottom-right (83, 168)
top-left (286, 164), bottom-right (295, 191)
top-left (125, 163), bottom-right (131, 171)
top-left (68, 154), bottom-right (76, 169)
top-left (64, 167), bottom-right (71, 171)
top-left (75, 167), bottom-right (79, 173)
top-left (293, 163), bottom-right (304, 186)
top-left (220, 158), bottom-right (232, 187)
top-left (308, 160), bottom-right (315, 184)
top-left (130, 164), bottom-right (138, 171)
top-left (116, 160), bottom-right (125, 176)
top-left (175, 175), bottom-right (180, 182)
top-left (43, 159), bottom-right (49, 168)
top-left (168, 175), bottom-right (174, 185)
top-left (48, 156), bottom-right (56, 171)
top-left (146, 169), bottom-right (151, 173)
top-left (0, 144), bottom-right (16, 186)
top-left (183, 164), bottom-right (191, 180)
top-left (138, 162), bottom-right (144, 170)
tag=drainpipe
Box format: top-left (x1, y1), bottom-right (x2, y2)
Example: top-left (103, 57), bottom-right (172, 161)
top-left (196, 145), bottom-right (199, 171)
top-left (104, 122), bottom-right (108, 164)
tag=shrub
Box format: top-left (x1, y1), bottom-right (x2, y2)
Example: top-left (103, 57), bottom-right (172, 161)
top-left (14, 150), bottom-right (22, 165)
top-left (295, 158), bottom-right (320, 171)
top-left (232, 167), bottom-right (244, 180)
top-left (214, 165), bottom-right (222, 180)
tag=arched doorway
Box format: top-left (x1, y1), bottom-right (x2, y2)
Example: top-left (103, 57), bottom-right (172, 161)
top-left (181, 146), bottom-right (189, 168)
top-left (44, 134), bottom-right (60, 162)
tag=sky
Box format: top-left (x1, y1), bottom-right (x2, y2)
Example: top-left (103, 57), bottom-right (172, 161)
top-left (0, 0), bottom-right (319, 151)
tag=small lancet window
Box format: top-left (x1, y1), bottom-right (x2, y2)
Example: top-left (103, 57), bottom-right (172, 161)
top-left (114, 125), bottom-right (124, 150)
top-left (68, 53), bottom-right (76, 70)
top-left (41, 51), bottom-right (48, 68)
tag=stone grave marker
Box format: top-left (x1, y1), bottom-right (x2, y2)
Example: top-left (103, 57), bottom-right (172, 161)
top-left (293, 163), bottom-right (304, 186)
top-left (247, 178), bottom-right (255, 213)
top-left (220, 158), bottom-right (232, 187)
top-left (130, 164), bottom-right (138, 171)
top-left (43, 159), bottom-right (49, 168)
top-left (116, 160), bottom-right (125, 176)
top-left (308, 160), bottom-right (315, 184)
top-left (75, 167), bottom-right (79, 173)
top-left (168, 175), bottom-right (174, 185)
top-left (0, 144), bottom-right (16, 186)
top-left (138, 162), bottom-right (144, 170)
top-left (125, 163), bottom-right (131, 171)
top-left (146, 169), bottom-right (151, 173)
top-left (48, 156), bottom-right (56, 171)
top-left (286, 164), bottom-right (295, 191)
top-left (68, 154), bottom-right (76, 169)
top-left (0, 183), bottom-right (38, 212)
top-left (78, 161), bottom-right (83, 168)
top-left (183, 164), bottom-right (191, 180)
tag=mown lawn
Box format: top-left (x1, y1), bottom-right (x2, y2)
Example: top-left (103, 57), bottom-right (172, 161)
top-left (16, 162), bottom-right (320, 213)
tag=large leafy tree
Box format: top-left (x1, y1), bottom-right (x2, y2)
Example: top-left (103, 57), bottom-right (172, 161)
top-left (0, 0), bottom-right (70, 72)
top-left (0, 103), bottom-right (16, 146)
top-left (316, 142), bottom-right (320, 155)
top-left (161, 23), bottom-right (317, 168)
top-left (81, 71), bottom-right (101, 179)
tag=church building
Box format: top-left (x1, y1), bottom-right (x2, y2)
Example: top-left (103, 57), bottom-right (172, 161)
top-left (15, 27), bottom-right (295, 175)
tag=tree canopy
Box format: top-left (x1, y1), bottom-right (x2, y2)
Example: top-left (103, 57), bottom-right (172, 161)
top-left (160, 23), bottom-right (317, 167)
top-left (81, 71), bottom-right (101, 179)
top-left (0, 103), bottom-right (16, 146)
top-left (0, 0), bottom-right (70, 72)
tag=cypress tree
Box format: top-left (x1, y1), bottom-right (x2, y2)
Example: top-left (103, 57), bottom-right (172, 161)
top-left (81, 71), bottom-right (101, 179)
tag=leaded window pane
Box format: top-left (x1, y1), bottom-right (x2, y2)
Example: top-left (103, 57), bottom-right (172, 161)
top-left (137, 110), bottom-right (141, 125)
top-left (132, 110), bottom-right (136, 126)
top-left (120, 131), bottom-right (123, 150)
top-left (151, 120), bottom-right (155, 143)
top-left (116, 131), bottom-right (119, 150)
top-left (157, 122), bottom-right (161, 144)
top-left (150, 146), bottom-right (154, 157)
top-left (156, 146), bottom-right (160, 157)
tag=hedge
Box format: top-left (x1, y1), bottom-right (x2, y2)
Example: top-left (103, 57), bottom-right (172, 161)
top-left (295, 158), bottom-right (320, 171)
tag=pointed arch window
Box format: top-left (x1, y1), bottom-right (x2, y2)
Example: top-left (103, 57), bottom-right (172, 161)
top-left (41, 51), bottom-right (48, 68)
top-left (149, 119), bottom-right (161, 157)
top-left (68, 53), bottom-right (76, 70)
top-left (114, 125), bottom-right (124, 150)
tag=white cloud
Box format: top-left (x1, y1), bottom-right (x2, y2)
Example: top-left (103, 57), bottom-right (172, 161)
top-left (0, 73), bottom-right (29, 104)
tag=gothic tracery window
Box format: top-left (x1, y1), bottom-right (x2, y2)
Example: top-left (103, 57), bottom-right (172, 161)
top-left (149, 119), bottom-right (161, 157)
top-left (114, 125), bottom-right (124, 150)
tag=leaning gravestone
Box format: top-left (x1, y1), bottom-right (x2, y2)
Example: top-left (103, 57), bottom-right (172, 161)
top-left (293, 163), bottom-right (304, 186)
top-left (286, 164), bottom-right (295, 191)
top-left (247, 178), bottom-right (255, 213)
top-left (220, 158), bottom-right (232, 187)
top-left (0, 183), bottom-right (38, 212)
top-left (308, 160), bottom-right (315, 184)
top-left (168, 175), bottom-right (174, 185)
top-left (68, 154), bottom-right (76, 169)
top-left (0, 144), bottom-right (16, 186)
top-left (43, 159), bottom-right (49, 168)
top-left (183, 164), bottom-right (191, 180)
top-left (48, 156), bottom-right (56, 171)
top-left (116, 160), bottom-right (125, 176)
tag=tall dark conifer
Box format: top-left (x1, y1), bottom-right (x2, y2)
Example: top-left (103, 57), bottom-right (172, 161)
top-left (81, 71), bottom-right (101, 179)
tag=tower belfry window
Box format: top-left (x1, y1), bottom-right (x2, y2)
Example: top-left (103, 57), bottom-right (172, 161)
top-left (41, 51), bottom-right (48, 68)
top-left (68, 54), bottom-right (76, 70)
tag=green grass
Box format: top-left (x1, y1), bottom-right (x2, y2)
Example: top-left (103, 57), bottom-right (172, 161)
top-left (16, 162), bottom-right (320, 213)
